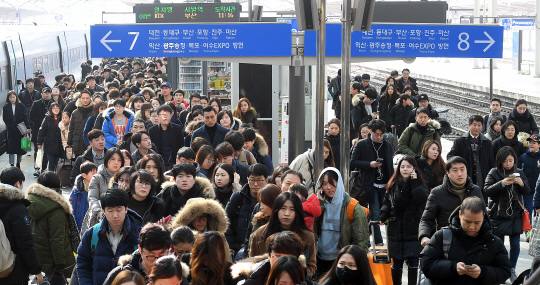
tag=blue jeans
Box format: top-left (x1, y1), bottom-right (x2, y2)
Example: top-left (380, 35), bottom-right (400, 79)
top-left (367, 185), bottom-right (385, 244)
top-left (497, 234), bottom-right (520, 268)
top-left (392, 257), bottom-right (420, 270)
top-left (524, 194), bottom-right (534, 224)
top-left (46, 153), bottom-right (61, 171)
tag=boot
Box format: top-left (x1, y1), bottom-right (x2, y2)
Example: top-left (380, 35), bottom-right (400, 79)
top-left (16, 163), bottom-right (20, 169)
top-left (391, 268), bottom-right (402, 285)
top-left (408, 267), bottom-right (418, 285)
top-left (10, 164), bottom-right (13, 167)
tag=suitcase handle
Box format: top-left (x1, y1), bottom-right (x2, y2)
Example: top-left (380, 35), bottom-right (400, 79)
top-left (369, 221), bottom-right (391, 264)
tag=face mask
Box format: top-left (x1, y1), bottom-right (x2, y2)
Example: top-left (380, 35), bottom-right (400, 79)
top-left (336, 266), bottom-right (358, 284)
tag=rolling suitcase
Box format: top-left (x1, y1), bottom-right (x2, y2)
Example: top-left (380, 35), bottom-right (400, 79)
top-left (367, 221), bottom-right (393, 285)
top-left (56, 146), bottom-right (74, 189)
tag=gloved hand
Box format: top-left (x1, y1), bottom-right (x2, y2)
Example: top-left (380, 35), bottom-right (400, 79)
top-left (54, 264), bottom-right (65, 273)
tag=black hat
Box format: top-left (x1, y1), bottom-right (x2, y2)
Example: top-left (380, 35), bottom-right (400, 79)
top-left (361, 74), bottom-right (370, 80)
top-left (418, 94), bottom-right (429, 101)
top-left (527, 135), bottom-right (540, 142)
top-left (42, 86), bottom-right (51, 93)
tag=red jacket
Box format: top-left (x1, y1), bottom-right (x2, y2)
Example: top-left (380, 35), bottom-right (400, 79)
top-left (303, 193), bottom-right (322, 231)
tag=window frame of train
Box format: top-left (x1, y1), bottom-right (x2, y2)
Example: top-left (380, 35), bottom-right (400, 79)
top-left (3, 66), bottom-right (7, 91)
top-left (33, 58), bottom-right (37, 74)
top-left (43, 56), bottom-right (49, 74)
top-left (37, 56), bottom-right (43, 73)
top-left (49, 54), bottom-right (54, 71)
top-left (54, 54), bottom-right (58, 70)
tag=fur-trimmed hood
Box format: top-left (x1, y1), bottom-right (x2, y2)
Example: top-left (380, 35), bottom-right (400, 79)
top-left (171, 198), bottom-right (229, 234)
top-left (251, 211), bottom-right (269, 228)
top-left (75, 97), bottom-right (94, 109)
top-left (160, 177), bottom-right (215, 200)
top-left (0, 183), bottom-right (25, 201)
top-left (26, 183), bottom-right (73, 220)
top-left (407, 119), bottom-right (441, 130)
top-left (395, 97), bottom-right (415, 108)
top-left (352, 91), bottom-right (371, 107)
top-left (140, 87), bottom-right (155, 98)
top-left (117, 251), bottom-right (190, 278)
top-left (253, 133), bottom-right (269, 157)
top-left (231, 254), bottom-right (307, 279)
top-left (58, 120), bottom-right (69, 132)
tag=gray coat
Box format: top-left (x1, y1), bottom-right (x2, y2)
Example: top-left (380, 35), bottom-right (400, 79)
top-left (88, 164), bottom-right (115, 209)
top-left (68, 98), bottom-right (94, 156)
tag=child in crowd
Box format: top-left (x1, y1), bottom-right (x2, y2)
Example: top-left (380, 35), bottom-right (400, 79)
top-left (69, 161), bottom-right (98, 230)
top-left (289, 183), bottom-right (321, 231)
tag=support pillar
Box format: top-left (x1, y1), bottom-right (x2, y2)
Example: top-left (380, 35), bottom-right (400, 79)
top-left (167, 57), bottom-right (178, 91)
top-left (340, 0), bottom-right (352, 188)
top-left (289, 66), bottom-right (306, 161)
top-left (315, 0), bottom-right (326, 178)
top-left (491, 0), bottom-right (498, 69)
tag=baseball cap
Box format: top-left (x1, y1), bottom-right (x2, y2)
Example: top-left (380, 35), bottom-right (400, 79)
top-left (161, 82), bottom-right (171, 88)
top-left (527, 135), bottom-right (540, 142)
top-left (418, 94), bottom-right (429, 101)
top-left (42, 87), bottom-right (51, 93)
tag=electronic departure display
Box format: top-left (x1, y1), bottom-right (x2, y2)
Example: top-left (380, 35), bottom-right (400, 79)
top-left (134, 3), bottom-right (241, 23)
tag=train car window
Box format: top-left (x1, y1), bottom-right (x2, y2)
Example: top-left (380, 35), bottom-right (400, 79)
top-left (43, 56), bottom-right (49, 73)
top-left (4, 66), bottom-right (9, 91)
top-left (0, 68), bottom-right (3, 91)
top-left (37, 56), bottom-right (43, 73)
top-left (63, 51), bottom-right (67, 66)
top-left (49, 54), bottom-right (54, 71)
top-left (54, 54), bottom-right (58, 69)
top-left (32, 58), bottom-right (37, 73)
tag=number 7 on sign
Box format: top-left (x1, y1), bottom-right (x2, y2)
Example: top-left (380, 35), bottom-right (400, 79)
top-left (128, 32), bottom-right (139, 50)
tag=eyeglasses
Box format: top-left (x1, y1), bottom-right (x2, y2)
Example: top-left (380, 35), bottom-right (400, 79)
top-left (159, 113), bottom-right (171, 117)
top-left (205, 158), bottom-right (216, 164)
top-left (136, 180), bottom-right (151, 188)
top-left (371, 132), bottom-right (384, 137)
top-left (196, 215), bottom-right (208, 221)
top-left (248, 178), bottom-right (266, 184)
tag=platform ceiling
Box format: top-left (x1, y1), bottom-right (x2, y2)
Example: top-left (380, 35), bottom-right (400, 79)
top-left (0, 0), bottom-right (534, 25)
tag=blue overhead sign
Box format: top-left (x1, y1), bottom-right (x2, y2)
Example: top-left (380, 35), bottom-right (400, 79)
top-left (304, 23), bottom-right (503, 58)
top-left (500, 19), bottom-right (511, 30)
top-left (90, 23), bottom-right (291, 58)
top-left (511, 19), bottom-right (534, 30)
top-left (277, 18), bottom-right (298, 32)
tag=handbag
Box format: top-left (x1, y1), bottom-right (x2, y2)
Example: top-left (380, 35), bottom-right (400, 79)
top-left (16, 122), bottom-right (27, 136)
top-left (518, 200), bottom-right (533, 231)
top-left (21, 135), bottom-right (31, 152)
top-left (35, 148), bottom-right (43, 169)
top-left (349, 170), bottom-right (367, 207)
top-left (529, 213), bottom-right (540, 256)
top-left (66, 213), bottom-right (81, 252)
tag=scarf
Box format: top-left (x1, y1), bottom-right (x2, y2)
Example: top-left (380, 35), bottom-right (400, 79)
top-left (315, 168), bottom-right (345, 260)
top-left (416, 122), bottom-right (428, 135)
top-left (487, 128), bottom-right (501, 141)
top-left (449, 178), bottom-right (466, 201)
top-left (512, 108), bottom-right (528, 121)
top-left (496, 168), bottom-right (519, 218)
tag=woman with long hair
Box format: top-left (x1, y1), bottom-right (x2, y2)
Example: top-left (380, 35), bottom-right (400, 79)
top-left (266, 256), bottom-right (306, 285)
top-left (189, 231), bottom-right (234, 285)
top-left (250, 192), bottom-right (317, 276)
top-left (507, 99), bottom-right (539, 136)
top-left (3, 90), bottom-right (30, 168)
top-left (121, 149), bottom-right (134, 167)
top-left (130, 95), bottom-right (145, 113)
top-left (88, 148), bottom-right (124, 208)
top-left (270, 165), bottom-right (290, 186)
top-left (314, 168), bottom-right (369, 277)
top-left (139, 103), bottom-right (153, 121)
top-left (380, 76), bottom-right (396, 95)
top-left (415, 140), bottom-right (446, 189)
top-left (319, 245), bottom-right (377, 285)
top-left (323, 139), bottom-right (336, 168)
top-left (485, 116), bottom-right (504, 141)
top-left (110, 270), bottom-right (146, 285)
top-left (196, 145), bottom-right (217, 178)
top-left (351, 123), bottom-right (369, 147)
top-left (139, 154), bottom-right (167, 190)
top-left (148, 256), bottom-right (189, 285)
top-left (485, 146), bottom-right (531, 280)
top-left (232, 98), bottom-right (259, 130)
top-left (379, 156), bottom-right (429, 284)
top-left (37, 102), bottom-right (64, 171)
top-left (128, 170), bottom-right (166, 223)
top-left (378, 84), bottom-right (400, 130)
top-left (492, 121), bottom-right (526, 158)
top-left (213, 163), bottom-right (241, 207)
top-left (209, 98), bottom-right (222, 114)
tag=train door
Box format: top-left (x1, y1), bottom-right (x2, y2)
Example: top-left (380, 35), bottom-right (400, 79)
top-left (4, 38), bottom-right (24, 93)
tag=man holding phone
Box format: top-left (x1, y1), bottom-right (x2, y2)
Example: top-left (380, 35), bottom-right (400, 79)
top-left (351, 119), bottom-right (394, 246)
top-left (420, 197), bottom-right (511, 284)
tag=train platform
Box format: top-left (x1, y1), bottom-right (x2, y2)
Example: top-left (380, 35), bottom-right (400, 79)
top-left (353, 57), bottom-right (540, 103)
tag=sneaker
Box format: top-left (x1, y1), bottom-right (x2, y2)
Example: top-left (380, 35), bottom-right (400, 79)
top-left (375, 243), bottom-right (385, 247)
top-left (26, 151), bottom-right (31, 156)
top-left (527, 231), bottom-right (532, 243)
top-left (33, 169), bottom-right (40, 177)
top-left (511, 268), bottom-right (518, 282)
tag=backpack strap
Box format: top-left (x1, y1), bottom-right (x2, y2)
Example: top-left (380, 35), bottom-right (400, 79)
top-left (245, 150), bottom-right (251, 165)
top-left (442, 227), bottom-right (452, 260)
top-left (90, 223), bottom-right (100, 254)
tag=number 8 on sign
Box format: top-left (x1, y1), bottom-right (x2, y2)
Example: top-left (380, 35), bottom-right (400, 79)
top-left (458, 32), bottom-right (470, 51)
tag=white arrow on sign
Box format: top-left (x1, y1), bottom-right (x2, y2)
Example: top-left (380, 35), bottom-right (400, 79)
top-left (100, 30), bottom-right (121, 52)
top-left (474, 31), bottom-right (495, 52)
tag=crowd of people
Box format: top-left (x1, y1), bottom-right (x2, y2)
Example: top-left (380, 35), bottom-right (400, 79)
top-left (0, 58), bottom-right (539, 285)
